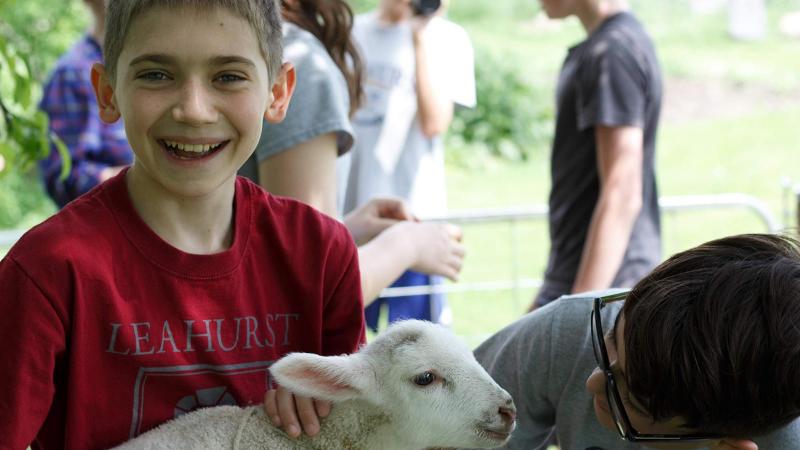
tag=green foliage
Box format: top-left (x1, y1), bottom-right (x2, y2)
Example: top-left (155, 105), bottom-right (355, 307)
top-left (0, 0), bottom-right (86, 228)
top-left (0, 22), bottom-right (70, 182)
top-left (446, 48), bottom-right (554, 165)
top-left (0, 0), bottom-right (88, 75)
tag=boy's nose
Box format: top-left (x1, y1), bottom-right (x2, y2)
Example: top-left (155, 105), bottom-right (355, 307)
top-left (173, 81), bottom-right (218, 125)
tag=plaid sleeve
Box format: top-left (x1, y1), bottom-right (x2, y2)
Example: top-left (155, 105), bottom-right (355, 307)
top-left (39, 65), bottom-right (132, 207)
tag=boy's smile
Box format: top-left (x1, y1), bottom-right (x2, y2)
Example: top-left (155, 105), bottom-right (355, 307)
top-left (93, 4), bottom-right (288, 201)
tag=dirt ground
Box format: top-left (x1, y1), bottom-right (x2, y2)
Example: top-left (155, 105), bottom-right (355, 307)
top-left (661, 77), bottom-right (800, 124)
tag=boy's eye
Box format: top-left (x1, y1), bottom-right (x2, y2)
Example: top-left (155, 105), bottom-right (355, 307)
top-left (216, 73), bottom-right (246, 84)
top-left (137, 71), bottom-right (170, 81)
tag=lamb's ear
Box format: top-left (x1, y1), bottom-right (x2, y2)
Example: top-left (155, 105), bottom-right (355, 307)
top-left (270, 353), bottom-right (373, 402)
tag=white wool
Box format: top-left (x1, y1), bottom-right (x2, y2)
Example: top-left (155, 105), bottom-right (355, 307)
top-left (114, 320), bottom-right (516, 450)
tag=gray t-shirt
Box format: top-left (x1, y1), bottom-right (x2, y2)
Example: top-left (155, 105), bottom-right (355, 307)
top-left (239, 23), bottom-right (354, 183)
top-left (544, 12), bottom-right (662, 298)
top-left (474, 293), bottom-right (800, 450)
top-left (342, 12), bottom-right (475, 217)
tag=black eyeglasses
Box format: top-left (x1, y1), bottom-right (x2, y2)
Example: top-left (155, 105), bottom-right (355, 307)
top-left (591, 291), bottom-right (721, 443)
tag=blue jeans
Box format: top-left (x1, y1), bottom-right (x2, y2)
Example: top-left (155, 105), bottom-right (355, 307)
top-left (364, 270), bottom-right (446, 332)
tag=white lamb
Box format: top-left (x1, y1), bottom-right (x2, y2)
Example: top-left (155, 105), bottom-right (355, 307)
top-left (114, 320), bottom-right (516, 450)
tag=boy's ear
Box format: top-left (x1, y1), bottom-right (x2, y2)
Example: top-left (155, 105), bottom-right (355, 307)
top-left (264, 62), bottom-right (296, 124)
top-left (91, 63), bottom-right (121, 124)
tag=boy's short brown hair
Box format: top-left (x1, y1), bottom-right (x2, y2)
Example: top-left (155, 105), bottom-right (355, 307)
top-left (103, 0), bottom-right (283, 83)
top-left (623, 233), bottom-right (800, 437)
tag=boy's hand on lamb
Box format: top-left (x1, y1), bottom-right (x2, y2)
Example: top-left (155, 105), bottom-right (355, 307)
top-left (264, 386), bottom-right (331, 438)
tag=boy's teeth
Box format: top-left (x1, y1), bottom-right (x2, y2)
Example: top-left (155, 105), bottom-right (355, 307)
top-left (164, 140), bottom-right (220, 153)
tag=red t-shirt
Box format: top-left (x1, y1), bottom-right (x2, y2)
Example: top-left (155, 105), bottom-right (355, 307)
top-left (0, 173), bottom-right (365, 450)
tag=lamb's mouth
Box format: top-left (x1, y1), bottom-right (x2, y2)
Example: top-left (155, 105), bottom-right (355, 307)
top-left (476, 426), bottom-right (513, 442)
top-left (161, 140), bottom-right (228, 159)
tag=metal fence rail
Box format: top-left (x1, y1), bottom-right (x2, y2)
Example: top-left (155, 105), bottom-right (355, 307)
top-left (382, 193), bottom-right (781, 298)
top-left (0, 193), bottom-right (783, 300)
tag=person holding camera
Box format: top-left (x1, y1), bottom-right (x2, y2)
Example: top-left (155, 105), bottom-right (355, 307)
top-left (342, 0), bottom-right (476, 331)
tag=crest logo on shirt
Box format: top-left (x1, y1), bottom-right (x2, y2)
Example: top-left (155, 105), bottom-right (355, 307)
top-left (128, 361), bottom-right (275, 438)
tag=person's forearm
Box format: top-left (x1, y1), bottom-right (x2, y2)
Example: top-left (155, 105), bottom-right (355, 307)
top-left (571, 188), bottom-right (642, 293)
top-left (357, 224), bottom-right (418, 305)
top-left (413, 33), bottom-right (453, 138)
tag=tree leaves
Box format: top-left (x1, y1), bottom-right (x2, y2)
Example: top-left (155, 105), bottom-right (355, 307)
top-left (0, 26), bottom-right (70, 178)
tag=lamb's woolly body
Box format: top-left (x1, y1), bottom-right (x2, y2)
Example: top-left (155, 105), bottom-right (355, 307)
top-left (114, 320), bottom-right (515, 450)
top-left (115, 401), bottom-right (393, 450)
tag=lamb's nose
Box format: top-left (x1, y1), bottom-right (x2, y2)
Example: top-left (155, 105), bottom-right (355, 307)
top-left (498, 406), bottom-right (516, 427)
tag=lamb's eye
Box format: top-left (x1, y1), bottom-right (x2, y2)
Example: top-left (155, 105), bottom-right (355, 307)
top-left (412, 371), bottom-right (436, 386)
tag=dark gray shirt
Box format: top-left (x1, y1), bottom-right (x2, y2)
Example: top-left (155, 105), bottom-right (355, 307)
top-left (544, 12), bottom-right (662, 296)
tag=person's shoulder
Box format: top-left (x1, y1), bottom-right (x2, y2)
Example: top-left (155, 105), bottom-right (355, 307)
top-left (48, 35), bottom-right (98, 76)
top-left (482, 294), bottom-right (595, 348)
top-left (239, 177), bottom-right (353, 250)
top-left (6, 185), bottom-right (114, 269)
top-left (283, 23), bottom-right (330, 66)
top-left (354, 11), bottom-right (376, 26)
top-left (282, 23), bottom-right (348, 94)
top-left (589, 12), bottom-right (655, 56)
top-left (430, 16), bottom-right (469, 37)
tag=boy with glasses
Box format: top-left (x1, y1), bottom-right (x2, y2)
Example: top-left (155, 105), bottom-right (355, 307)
top-left (476, 233), bottom-right (800, 449)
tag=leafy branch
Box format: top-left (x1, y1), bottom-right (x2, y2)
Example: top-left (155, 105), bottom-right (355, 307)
top-left (0, 25), bottom-right (69, 178)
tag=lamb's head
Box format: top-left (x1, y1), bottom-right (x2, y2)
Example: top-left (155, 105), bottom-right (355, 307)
top-left (270, 320), bottom-right (516, 449)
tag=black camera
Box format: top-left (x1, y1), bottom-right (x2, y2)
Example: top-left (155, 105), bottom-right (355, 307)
top-left (411, 0), bottom-right (441, 16)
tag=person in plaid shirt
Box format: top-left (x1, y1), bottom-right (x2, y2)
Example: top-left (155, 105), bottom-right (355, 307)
top-left (39, 0), bottom-right (132, 208)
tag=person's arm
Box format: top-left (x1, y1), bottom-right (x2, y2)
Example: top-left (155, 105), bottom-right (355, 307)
top-left (258, 133), bottom-right (339, 217)
top-left (0, 256), bottom-right (65, 447)
top-left (571, 125), bottom-right (644, 293)
top-left (411, 21), bottom-right (454, 138)
top-left (259, 138), bottom-right (465, 304)
top-left (357, 221), bottom-right (464, 304)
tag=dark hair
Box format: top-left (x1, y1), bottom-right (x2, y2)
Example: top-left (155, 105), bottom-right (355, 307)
top-left (280, 0), bottom-right (364, 115)
top-left (622, 233), bottom-right (800, 437)
top-left (104, 0), bottom-right (283, 83)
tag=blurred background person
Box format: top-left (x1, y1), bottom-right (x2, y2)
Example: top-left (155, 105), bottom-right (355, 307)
top-left (342, 0), bottom-right (475, 330)
top-left (39, 0), bottom-right (132, 208)
top-left (530, 0), bottom-right (663, 309)
top-left (239, 0), bottom-right (466, 305)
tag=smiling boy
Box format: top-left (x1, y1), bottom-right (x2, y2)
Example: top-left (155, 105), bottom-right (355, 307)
top-left (0, 1), bottom-right (365, 449)
top-left (476, 233), bottom-right (800, 449)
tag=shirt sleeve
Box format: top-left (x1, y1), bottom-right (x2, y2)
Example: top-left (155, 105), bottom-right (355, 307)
top-left (320, 224), bottom-right (366, 355)
top-left (0, 256), bottom-right (67, 448)
top-left (254, 37), bottom-right (354, 164)
top-left (429, 21), bottom-right (476, 108)
top-left (39, 65), bottom-right (132, 207)
top-left (473, 305), bottom-right (561, 449)
top-left (575, 43), bottom-right (647, 131)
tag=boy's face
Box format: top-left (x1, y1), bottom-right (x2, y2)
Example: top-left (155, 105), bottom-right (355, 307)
top-left (585, 314), bottom-right (715, 450)
top-left (92, 5), bottom-right (291, 198)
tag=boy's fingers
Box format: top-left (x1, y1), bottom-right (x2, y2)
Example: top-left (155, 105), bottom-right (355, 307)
top-left (263, 389), bottom-right (281, 426)
top-left (295, 395), bottom-right (321, 436)
top-left (276, 388), bottom-right (301, 438)
top-left (315, 399), bottom-right (332, 418)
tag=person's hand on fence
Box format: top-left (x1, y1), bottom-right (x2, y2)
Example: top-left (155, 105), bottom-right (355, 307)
top-left (402, 221), bottom-right (465, 281)
top-left (344, 197), bottom-right (417, 246)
